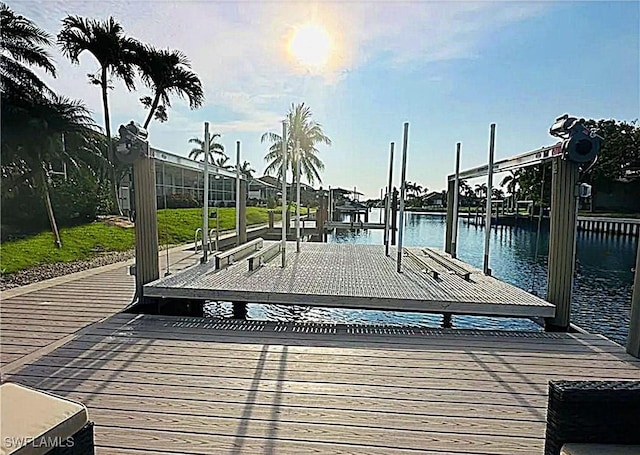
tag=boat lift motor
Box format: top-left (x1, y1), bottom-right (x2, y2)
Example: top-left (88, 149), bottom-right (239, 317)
top-left (549, 114), bottom-right (602, 163)
top-left (116, 121), bottom-right (149, 164)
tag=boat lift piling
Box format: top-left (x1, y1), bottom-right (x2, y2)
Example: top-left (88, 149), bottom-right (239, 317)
top-left (451, 142), bottom-right (461, 258)
top-left (397, 122), bottom-right (409, 273)
top-left (201, 122), bottom-right (210, 264)
top-left (443, 115), bottom-right (616, 338)
top-left (483, 124), bottom-right (496, 275)
top-left (628, 243), bottom-right (640, 357)
top-left (281, 121), bottom-right (287, 267)
top-left (235, 141), bottom-right (241, 246)
top-left (384, 142), bottom-right (395, 256)
top-left (295, 139), bottom-right (301, 253)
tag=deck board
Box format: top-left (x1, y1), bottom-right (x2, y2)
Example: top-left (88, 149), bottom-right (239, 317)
top-left (4, 313), bottom-right (639, 454)
top-left (0, 246), bottom-right (198, 369)
top-left (145, 243), bottom-right (556, 318)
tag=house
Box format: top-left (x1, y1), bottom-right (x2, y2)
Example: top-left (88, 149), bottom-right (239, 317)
top-left (423, 191), bottom-right (445, 208)
top-left (248, 178), bottom-right (278, 204)
top-left (255, 176), bottom-right (318, 205)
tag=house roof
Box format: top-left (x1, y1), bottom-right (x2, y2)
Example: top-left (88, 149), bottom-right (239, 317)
top-left (258, 175), bottom-right (316, 191)
top-left (251, 177), bottom-right (279, 189)
top-left (331, 187), bottom-right (364, 196)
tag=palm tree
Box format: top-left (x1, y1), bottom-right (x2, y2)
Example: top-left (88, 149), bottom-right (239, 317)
top-left (0, 3), bottom-right (56, 99)
top-left (134, 44), bottom-right (204, 129)
top-left (188, 135), bottom-right (225, 162)
top-left (500, 169), bottom-right (522, 210)
top-left (474, 183), bottom-right (487, 199)
top-left (405, 181), bottom-right (424, 198)
top-left (2, 92), bottom-right (100, 247)
top-left (261, 102), bottom-right (330, 186)
top-left (58, 16), bottom-right (139, 214)
top-left (492, 188), bottom-right (505, 200)
top-left (235, 160), bottom-right (255, 179)
top-left (214, 155), bottom-right (233, 170)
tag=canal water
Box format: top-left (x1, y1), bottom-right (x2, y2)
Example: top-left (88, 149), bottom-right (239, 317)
top-left (209, 208), bottom-right (637, 346)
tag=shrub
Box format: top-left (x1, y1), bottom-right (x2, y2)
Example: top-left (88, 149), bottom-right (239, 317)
top-left (158, 193), bottom-right (201, 209)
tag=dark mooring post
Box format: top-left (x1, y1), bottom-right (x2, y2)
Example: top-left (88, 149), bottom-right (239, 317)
top-left (232, 301), bottom-right (247, 319)
top-left (627, 240), bottom-right (640, 358)
top-left (445, 178), bottom-right (455, 254)
top-left (133, 146), bottom-right (159, 298)
top-left (391, 187), bottom-right (398, 246)
top-left (546, 157), bottom-right (579, 331)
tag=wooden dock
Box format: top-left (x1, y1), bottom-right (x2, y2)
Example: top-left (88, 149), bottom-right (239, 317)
top-left (3, 313), bottom-right (639, 454)
top-left (0, 245), bottom-right (199, 371)
top-left (325, 221), bottom-right (386, 230)
top-left (145, 243), bottom-right (555, 318)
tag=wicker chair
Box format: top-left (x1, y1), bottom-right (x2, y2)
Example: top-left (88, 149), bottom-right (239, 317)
top-left (544, 380), bottom-right (640, 455)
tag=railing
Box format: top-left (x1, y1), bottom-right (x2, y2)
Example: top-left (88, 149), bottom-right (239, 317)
top-left (194, 228), bottom-right (203, 252)
top-left (576, 216), bottom-right (640, 236)
top-left (209, 228), bottom-right (218, 252)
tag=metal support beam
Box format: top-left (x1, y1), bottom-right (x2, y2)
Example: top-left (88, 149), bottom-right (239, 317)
top-left (384, 142), bottom-right (395, 256)
top-left (445, 179), bottom-right (454, 254)
top-left (281, 121), bottom-right (287, 267)
top-left (483, 124), bottom-right (496, 275)
top-left (449, 142), bottom-right (561, 181)
top-left (546, 157), bottom-right (579, 331)
top-left (235, 141), bottom-right (241, 246)
top-left (296, 140), bottom-right (301, 253)
top-left (397, 122), bottom-right (409, 273)
top-left (391, 188), bottom-right (398, 246)
top-left (627, 241), bottom-right (640, 358)
top-left (201, 123), bottom-right (210, 264)
top-left (451, 142), bottom-right (461, 258)
top-left (238, 178), bottom-right (247, 244)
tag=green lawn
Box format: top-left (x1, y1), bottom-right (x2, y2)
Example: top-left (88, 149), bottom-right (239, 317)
top-left (0, 206), bottom-right (307, 274)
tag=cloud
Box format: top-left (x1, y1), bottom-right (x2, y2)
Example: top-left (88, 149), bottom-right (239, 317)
top-left (14, 0), bottom-right (548, 150)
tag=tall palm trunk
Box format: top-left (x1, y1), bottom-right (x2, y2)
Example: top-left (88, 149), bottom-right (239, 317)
top-left (143, 91), bottom-right (161, 129)
top-left (101, 67), bottom-right (122, 216)
top-left (40, 168), bottom-right (62, 248)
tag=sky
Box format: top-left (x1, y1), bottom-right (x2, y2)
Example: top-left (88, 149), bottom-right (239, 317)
top-left (14, 0), bottom-right (640, 199)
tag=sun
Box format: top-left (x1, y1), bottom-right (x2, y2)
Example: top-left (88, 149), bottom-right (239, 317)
top-left (288, 23), bottom-right (331, 68)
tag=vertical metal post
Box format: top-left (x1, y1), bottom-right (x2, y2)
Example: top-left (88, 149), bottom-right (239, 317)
top-left (281, 121), bottom-right (287, 267)
top-left (627, 241), bottom-right (640, 357)
top-left (328, 186), bottom-right (332, 222)
top-left (451, 143), bottom-right (461, 258)
top-left (215, 207), bottom-right (219, 251)
top-left (162, 162), bottom-right (167, 210)
top-left (235, 141), bottom-right (241, 246)
top-left (397, 122), bottom-right (409, 272)
top-left (384, 142), bottom-right (395, 256)
top-left (483, 123), bottom-right (496, 275)
top-left (391, 188), bottom-right (398, 246)
top-left (445, 179), bottom-right (454, 253)
top-left (202, 122), bottom-right (210, 264)
top-left (296, 140), bottom-right (301, 253)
